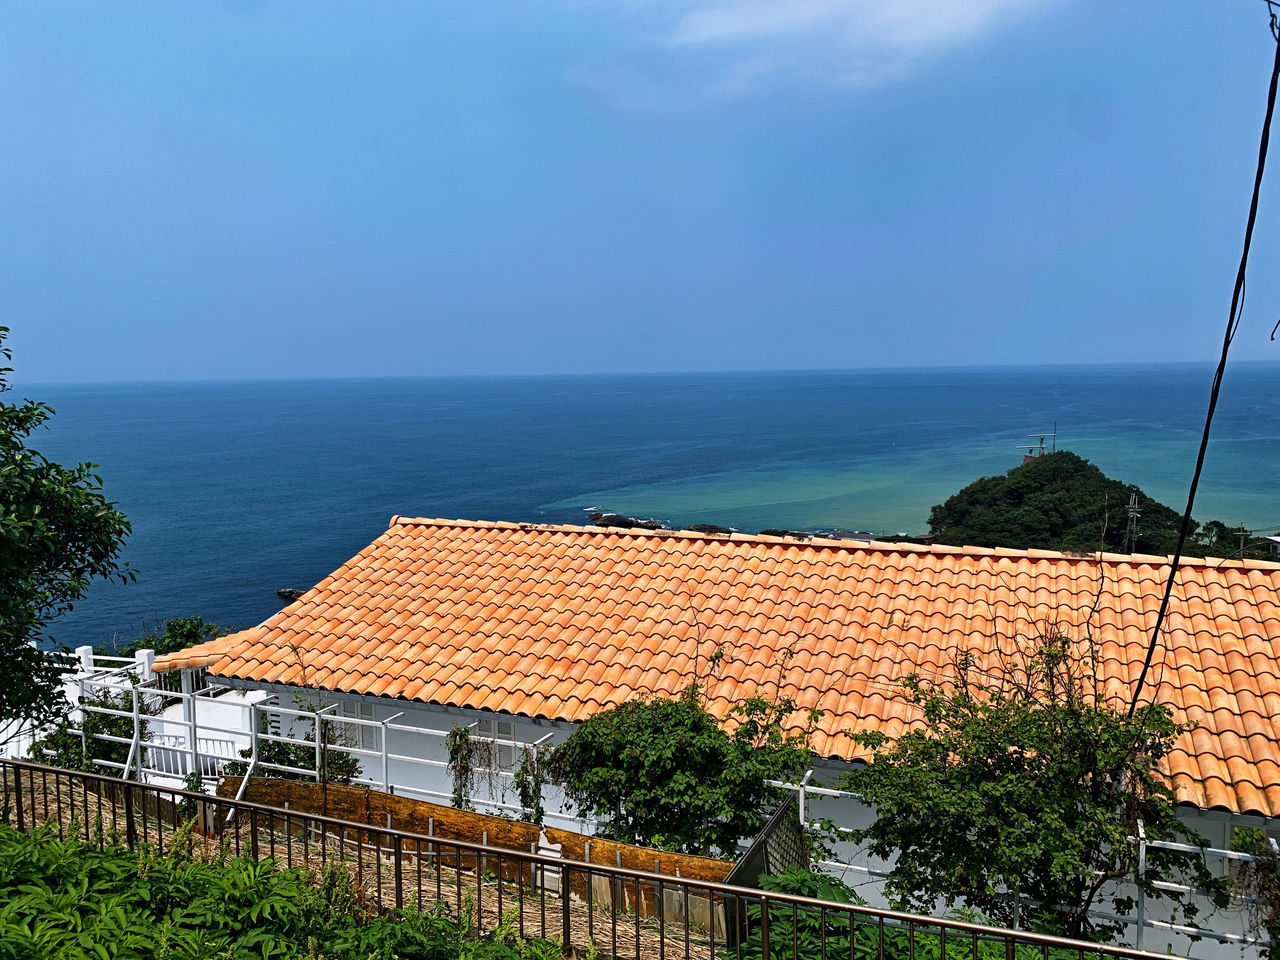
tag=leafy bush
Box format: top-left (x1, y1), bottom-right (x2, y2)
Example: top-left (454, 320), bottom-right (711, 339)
top-left (98, 615), bottom-right (233, 659)
top-left (549, 683), bottom-right (814, 857)
top-left (0, 325), bottom-right (133, 732)
top-left (0, 823), bottom-right (565, 960)
top-left (843, 637), bottom-right (1227, 941)
top-left (1232, 827), bottom-right (1280, 958)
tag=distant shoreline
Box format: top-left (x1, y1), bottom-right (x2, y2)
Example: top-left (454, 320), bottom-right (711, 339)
top-left (19, 357), bottom-right (1280, 390)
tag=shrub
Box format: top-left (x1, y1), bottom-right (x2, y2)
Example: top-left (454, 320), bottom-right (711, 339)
top-left (549, 683), bottom-right (814, 857)
top-left (1232, 827), bottom-right (1280, 958)
top-left (0, 823), bottom-right (565, 960)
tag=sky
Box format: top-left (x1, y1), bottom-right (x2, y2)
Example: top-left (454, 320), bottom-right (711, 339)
top-left (4, 0), bottom-right (1280, 382)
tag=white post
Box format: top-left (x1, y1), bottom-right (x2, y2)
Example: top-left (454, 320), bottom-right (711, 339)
top-left (135, 649), bottom-right (155, 683)
top-left (229, 703), bottom-right (262, 816)
top-left (121, 685), bottom-right (142, 781)
top-left (797, 769), bottom-right (813, 828)
top-left (77, 676), bottom-right (88, 761)
top-left (313, 703), bottom-right (339, 783)
top-left (250, 703), bottom-right (260, 762)
top-left (76, 645), bottom-right (95, 673)
top-left (185, 672), bottom-right (199, 780)
top-left (1135, 821), bottom-right (1147, 950)
top-left (180, 669), bottom-right (195, 721)
top-left (314, 706), bottom-right (323, 782)
top-left (380, 712), bottom-right (404, 793)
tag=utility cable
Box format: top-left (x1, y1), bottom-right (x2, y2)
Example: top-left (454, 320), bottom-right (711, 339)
top-left (1128, 22), bottom-right (1280, 716)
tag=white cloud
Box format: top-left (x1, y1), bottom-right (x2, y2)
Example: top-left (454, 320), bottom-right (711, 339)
top-left (658, 0), bottom-right (1055, 91)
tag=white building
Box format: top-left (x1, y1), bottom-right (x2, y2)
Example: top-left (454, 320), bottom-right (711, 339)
top-left (32, 517), bottom-right (1280, 955)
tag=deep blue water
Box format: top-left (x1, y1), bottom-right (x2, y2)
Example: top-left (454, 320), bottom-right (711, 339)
top-left (22, 362), bottom-right (1280, 648)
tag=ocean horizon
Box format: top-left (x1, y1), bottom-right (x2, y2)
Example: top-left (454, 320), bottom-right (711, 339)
top-left (23, 360), bottom-right (1280, 649)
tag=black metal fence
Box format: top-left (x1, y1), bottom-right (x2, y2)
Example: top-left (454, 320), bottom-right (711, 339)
top-left (0, 758), bottom-right (1181, 960)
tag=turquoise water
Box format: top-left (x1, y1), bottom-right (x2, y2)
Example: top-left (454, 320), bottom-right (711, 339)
top-left (24, 362), bottom-right (1280, 647)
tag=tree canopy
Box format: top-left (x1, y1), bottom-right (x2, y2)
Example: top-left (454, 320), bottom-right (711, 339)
top-left (927, 450), bottom-right (1263, 557)
top-left (549, 684), bottom-right (814, 857)
top-left (842, 636), bottom-right (1226, 941)
top-left (99, 616), bottom-right (232, 659)
top-left (0, 326), bottom-right (133, 730)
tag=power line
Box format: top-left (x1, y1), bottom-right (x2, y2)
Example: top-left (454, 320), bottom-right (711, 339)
top-left (1128, 19), bottom-right (1280, 716)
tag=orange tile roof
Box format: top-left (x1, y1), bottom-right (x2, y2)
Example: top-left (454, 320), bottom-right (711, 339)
top-left (155, 517), bottom-right (1280, 818)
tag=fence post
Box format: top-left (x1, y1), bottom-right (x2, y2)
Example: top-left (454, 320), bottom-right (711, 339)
top-left (13, 765), bottom-right (25, 830)
top-left (182, 669), bottom-right (198, 778)
top-left (250, 704), bottom-right (260, 763)
top-left (121, 685), bottom-right (142, 781)
top-left (314, 708), bottom-right (323, 783)
top-left (124, 782), bottom-right (137, 848)
top-left (135, 648), bottom-right (155, 683)
top-left (1135, 821), bottom-right (1147, 950)
top-left (76, 645), bottom-right (94, 673)
top-left (382, 720), bottom-right (390, 792)
top-left (77, 676), bottom-right (88, 762)
top-left (760, 895), bottom-right (770, 960)
top-left (562, 862), bottom-right (572, 950)
top-left (798, 769), bottom-right (813, 830)
top-left (394, 829), bottom-right (404, 910)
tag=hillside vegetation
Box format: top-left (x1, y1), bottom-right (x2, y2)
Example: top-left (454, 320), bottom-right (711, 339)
top-left (927, 451), bottom-right (1266, 558)
top-left (0, 823), bottom-right (561, 960)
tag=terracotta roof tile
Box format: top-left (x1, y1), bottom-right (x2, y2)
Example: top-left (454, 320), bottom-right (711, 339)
top-left (152, 517), bottom-right (1280, 818)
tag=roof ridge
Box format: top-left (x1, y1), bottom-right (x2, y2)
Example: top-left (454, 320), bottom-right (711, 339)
top-left (385, 517), bottom-right (1280, 570)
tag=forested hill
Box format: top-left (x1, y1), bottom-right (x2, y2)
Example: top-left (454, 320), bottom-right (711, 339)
top-left (927, 451), bottom-right (1266, 558)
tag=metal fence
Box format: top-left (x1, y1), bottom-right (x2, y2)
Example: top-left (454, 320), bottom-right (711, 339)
top-left (10, 647), bottom-right (597, 830)
top-left (0, 758), bottom-right (1187, 960)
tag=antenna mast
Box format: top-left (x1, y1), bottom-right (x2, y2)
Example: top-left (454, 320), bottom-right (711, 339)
top-left (1015, 431), bottom-right (1057, 464)
top-left (1123, 493), bottom-right (1141, 553)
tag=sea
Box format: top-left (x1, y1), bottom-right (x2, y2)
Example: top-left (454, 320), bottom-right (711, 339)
top-left (22, 362), bottom-right (1280, 650)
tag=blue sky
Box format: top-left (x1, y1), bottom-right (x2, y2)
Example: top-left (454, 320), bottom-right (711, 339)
top-left (5, 1), bottom-right (1280, 381)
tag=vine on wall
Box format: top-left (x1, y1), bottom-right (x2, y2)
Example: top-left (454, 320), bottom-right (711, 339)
top-left (446, 725), bottom-right (500, 811)
top-left (513, 744), bottom-right (549, 825)
top-left (1234, 828), bottom-right (1280, 958)
top-left (446, 726), bottom-right (476, 810)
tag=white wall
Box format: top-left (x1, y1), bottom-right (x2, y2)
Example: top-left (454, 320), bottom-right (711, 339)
top-left (252, 685), bottom-right (591, 830)
top-left (218, 680), bottom-right (1278, 959)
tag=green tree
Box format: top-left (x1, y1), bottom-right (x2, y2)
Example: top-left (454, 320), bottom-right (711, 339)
top-left (842, 635), bottom-right (1226, 941)
top-left (928, 451), bottom-right (1187, 554)
top-left (0, 326), bottom-right (132, 731)
top-left (101, 615), bottom-right (232, 659)
top-left (927, 450), bottom-right (1269, 558)
top-left (549, 684), bottom-right (815, 857)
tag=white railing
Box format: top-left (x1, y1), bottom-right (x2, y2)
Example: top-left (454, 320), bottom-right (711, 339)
top-left (22, 647), bottom-right (1276, 956)
top-left (29, 650), bottom-right (598, 831)
top-left (146, 734), bottom-right (240, 778)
